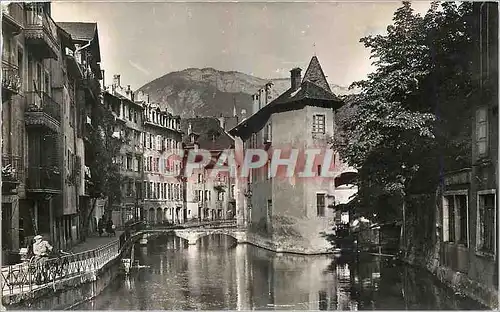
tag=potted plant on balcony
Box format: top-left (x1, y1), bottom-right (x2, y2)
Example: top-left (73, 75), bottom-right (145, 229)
top-left (2, 164), bottom-right (16, 182)
top-left (2, 73), bottom-right (21, 93)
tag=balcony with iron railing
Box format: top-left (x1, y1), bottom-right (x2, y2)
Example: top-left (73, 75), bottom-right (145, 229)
top-left (216, 200), bottom-right (224, 210)
top-left (64, 48), bottom-right (83, 79)
top-left (82, 68), bottom-right (101, 100)
top-left (25, 91), bottom-right (61, 132)
top-left (2, 154), bottom-right (23, 194)
top-left (24, 7), bottom-right (59, 59)
top-left (26, 165), bottom-right (62, 193)
top-left (2, 2), bottom-right (23, 34)
top-left (2, 60), bottom-right (21, 97)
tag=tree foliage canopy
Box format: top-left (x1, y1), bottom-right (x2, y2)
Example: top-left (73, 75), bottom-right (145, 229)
top-left (87, 101), bottom-right (123, 210)
top-left (336, 1), bottom-right (475, 221)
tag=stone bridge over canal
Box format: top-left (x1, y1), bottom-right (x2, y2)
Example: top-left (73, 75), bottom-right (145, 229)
top-left (139, 220), bottom-right (247, 245)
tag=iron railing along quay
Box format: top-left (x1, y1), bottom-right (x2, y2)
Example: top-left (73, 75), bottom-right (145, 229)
top-left (146, 219), bottom-right (237, 230)
top-left (0, 220), bottom-right (237, 298)
top-left (1, 221), bottom-right (145, 297)
top-left (1, 240), bottom-right (119, 296)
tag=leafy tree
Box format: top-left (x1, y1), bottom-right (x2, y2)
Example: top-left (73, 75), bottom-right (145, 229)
top-left (81, 101), bottom-right (123, 239)
top-left (335, 1), bottom-right (475, 222)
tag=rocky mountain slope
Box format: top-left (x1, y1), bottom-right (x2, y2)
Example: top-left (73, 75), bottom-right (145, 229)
top-left (137, 68), bottom-right (355, 118)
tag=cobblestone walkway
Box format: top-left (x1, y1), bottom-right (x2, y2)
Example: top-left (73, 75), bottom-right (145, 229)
top-left (69, 231), bottom-right (124, 254)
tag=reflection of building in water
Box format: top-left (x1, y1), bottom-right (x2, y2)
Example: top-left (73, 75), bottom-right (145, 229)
top-left (235, 244), bottom-right (252, 310)
top-left (333, 262), bottom-right (355, 310)
top-left (251, 249), bottom-right (335, 310)
top-left (125, 275), bottom-right (133, 290)
top-left (186, 242), bottom-right (202, 308)
top-left (233, 246), bottom-right (345, 310)
top-left (336, 263), bottom-right (351, 279)
top-left (221, 236), bottom-right (234, 307)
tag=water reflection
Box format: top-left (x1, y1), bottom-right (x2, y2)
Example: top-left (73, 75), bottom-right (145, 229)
top-left (76, 234), bottom-right (486, 310)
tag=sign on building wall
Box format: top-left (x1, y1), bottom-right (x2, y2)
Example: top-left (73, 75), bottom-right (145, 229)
top-left (444, 170), bottom-right (471, 186)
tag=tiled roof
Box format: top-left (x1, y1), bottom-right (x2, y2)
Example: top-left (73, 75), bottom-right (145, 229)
top-left (181, 117), bottom-right (234, 150)
top-left (302, 56), bottom-right (332, 92)
top-left (57, 22), bottom-right (97, 41)
top-left (229, 56), bottom-right (342, 138)
top-left (57, 22), bottom-right (101, 63)
top-left (269, 80), bottom-right (340, 107)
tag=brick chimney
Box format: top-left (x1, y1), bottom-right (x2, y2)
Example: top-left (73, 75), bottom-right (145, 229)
top-left (265, 82), bottom-right (272, 106)
top-left (290, 68), bottom-right (302, 92)
top-left (113, 74), bottom-right (121, 87)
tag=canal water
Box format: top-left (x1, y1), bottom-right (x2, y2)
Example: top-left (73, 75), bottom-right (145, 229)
top-left (76, 234), bottom-right (486, 310)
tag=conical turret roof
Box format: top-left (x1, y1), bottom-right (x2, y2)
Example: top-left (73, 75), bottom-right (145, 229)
top-left (302, 55), bottom-right (331, 92)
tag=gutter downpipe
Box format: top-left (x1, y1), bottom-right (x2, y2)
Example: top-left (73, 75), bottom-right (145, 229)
top-left (75, 40), bottom-right (93, 82)
top-left (75, 39), bottom-right (93, 241)
top-left (75, 40), bottom-right (92, 60)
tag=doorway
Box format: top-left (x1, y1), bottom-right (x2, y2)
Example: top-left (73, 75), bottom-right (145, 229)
top-left (2, 203), bottom-right (12, 250)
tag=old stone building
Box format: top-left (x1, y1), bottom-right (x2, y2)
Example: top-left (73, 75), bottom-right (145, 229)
top-left (230, 56), bottom-right (357, 254)
top-left (1, 2), bottom-right (105, 262)
top-left (139, 93), bottom-right (184, 225)
top-left (102, 75), bottom-right (145, 227)
top-left (181, 117), bottom-right (236, 222)
top-left (101, 79), bottom-right (185, 226)
top-left (251, 81), bottom-right (276, 115)
top-left (439, 2), bottom-right (498, 307)
top-left (56, 21), bottom-right (103, 249)
top-left (2, 1), bottom-right (29, 262)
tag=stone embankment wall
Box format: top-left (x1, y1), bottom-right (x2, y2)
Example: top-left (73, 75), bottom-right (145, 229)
top-left (402, 194), bottom-right (498, 310)
top-left (242, 215), bottom-right (335, 255)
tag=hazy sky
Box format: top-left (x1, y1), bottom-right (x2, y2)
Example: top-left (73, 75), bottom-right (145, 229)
top-left (52, 1), bottom-right (431, 90)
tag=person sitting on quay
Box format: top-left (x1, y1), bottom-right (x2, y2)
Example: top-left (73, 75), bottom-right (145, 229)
top-left (31, 235), bottom-right (54, 284)
top-left (32, 235), bottom-right (53, 260)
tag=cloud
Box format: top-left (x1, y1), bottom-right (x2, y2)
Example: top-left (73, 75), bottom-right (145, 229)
top-left (128, 60), bottom-right (150, 76)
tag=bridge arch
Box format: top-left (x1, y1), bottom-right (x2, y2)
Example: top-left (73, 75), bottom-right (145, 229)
top-left (334, 171), bottom-right (357, 187)
top-left (173, 229), bottom-right (245, 245)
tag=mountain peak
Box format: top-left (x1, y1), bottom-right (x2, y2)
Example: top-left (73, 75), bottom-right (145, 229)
top-left (137, 68), bottom-right (353, 118)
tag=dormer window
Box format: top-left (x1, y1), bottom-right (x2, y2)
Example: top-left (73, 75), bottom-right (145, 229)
top-left (208, 130), bottom-right (219, 142)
